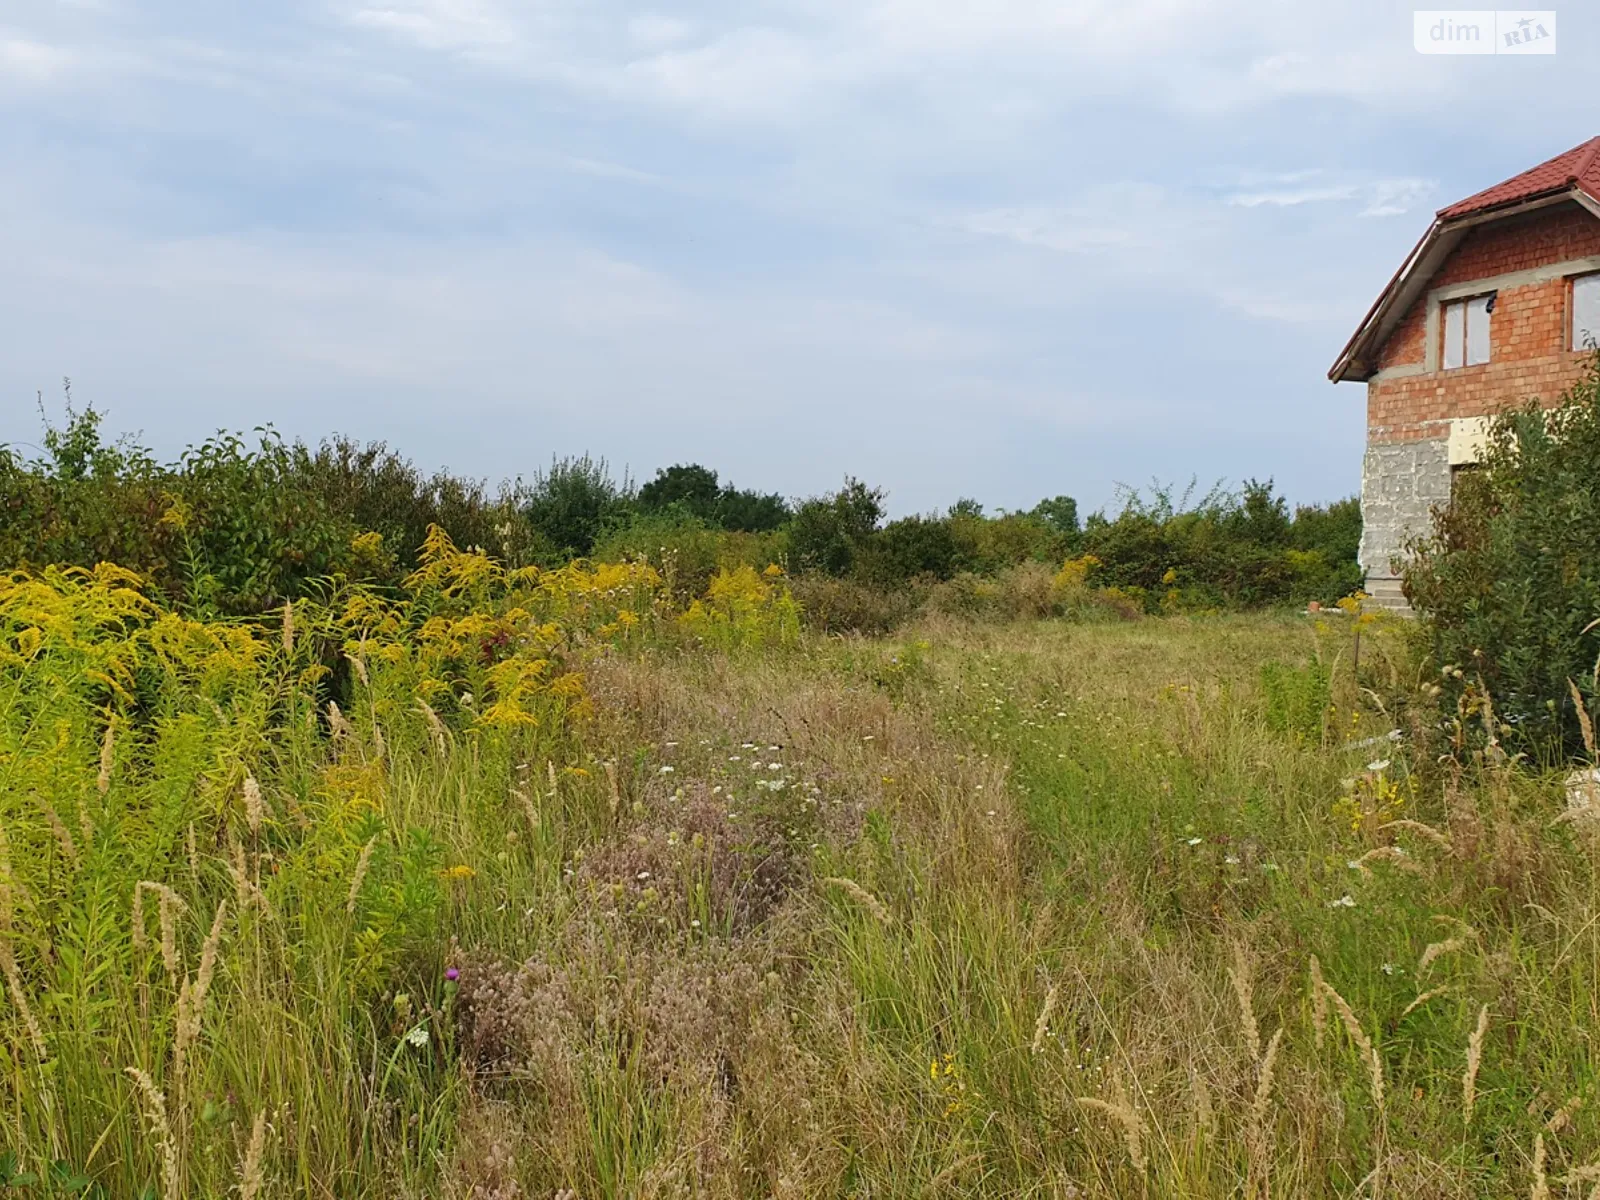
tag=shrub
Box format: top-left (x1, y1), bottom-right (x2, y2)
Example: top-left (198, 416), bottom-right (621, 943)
top-left (714, 485), bottom-right (790, 533)
top-left (1403, 356), bottom-right (1600, 751)
top-left (788, 479), bottom-right (884, 576)
top-left (950, 509), bottom-right (1068, 575)
top-left (523, 455), bottom-right (631, 559)
top-left (855, 515), bottom-right (959, 586)
top-left (1290, 497), bottom-right (1363, 602)
top-left (287, 436), bottom-right (543, 571)
top-left (1028, 494), bottom-right (1081, 539)
top-left (787, 575), bottom-right (916, 635)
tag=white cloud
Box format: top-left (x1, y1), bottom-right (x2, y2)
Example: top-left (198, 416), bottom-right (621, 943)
top-left (626, 14), bottom-right (694, 51)
top-left (346, 0), bottom-right (518, 53)
top-left (1225, 174), bottom-right (1434, 216)
top-left (0, 36), bottom-right (77, 82)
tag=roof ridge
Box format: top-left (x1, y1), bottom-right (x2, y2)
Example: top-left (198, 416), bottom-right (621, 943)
top-left (1436, 134), bottom-right (1600, 219)
top-left (1568, 135), bottom-right (1600, 184)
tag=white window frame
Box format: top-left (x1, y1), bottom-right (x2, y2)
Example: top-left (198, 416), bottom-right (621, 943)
top-left (1441, 293), bottom-right (1493, 369)
top-left (1574, 272), bottom-right (1600, 351)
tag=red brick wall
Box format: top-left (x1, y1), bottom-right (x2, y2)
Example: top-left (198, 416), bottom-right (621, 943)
top-left (1368, 202), bottom-right (1600, 442)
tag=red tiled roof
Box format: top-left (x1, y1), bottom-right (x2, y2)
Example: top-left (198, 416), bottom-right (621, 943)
top-left (1437, 135), bottom-right (1600, 219)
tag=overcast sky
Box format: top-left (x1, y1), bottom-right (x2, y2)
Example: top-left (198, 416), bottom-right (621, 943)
top-left (2, 2), bottom-right (1594, 516)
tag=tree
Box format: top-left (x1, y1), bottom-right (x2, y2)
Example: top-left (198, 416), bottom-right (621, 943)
top-left (1029, 495), bottom-right (1080, 537)
top-left (638, 464), bottom-right (721, 522)
top-left (716, 486), bottom-right (790, 533)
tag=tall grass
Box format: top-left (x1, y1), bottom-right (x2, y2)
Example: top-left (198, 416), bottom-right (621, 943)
top-left (3, 542), bottom-right (1598, 1197)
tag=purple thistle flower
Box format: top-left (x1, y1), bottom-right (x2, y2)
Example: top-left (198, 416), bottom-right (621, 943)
top-left (445, 967), bottom-right (459, 982)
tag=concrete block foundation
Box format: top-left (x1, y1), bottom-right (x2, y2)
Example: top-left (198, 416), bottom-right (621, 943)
top-left (1359, 437), bottom-right (1450, 609)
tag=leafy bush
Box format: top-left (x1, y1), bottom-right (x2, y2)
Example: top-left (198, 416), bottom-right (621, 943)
top-left (1403, 357), bottom-right (1600, 750)
top-left (788, 479), bottom-right (884, 576)
top-left (1289, 496), bottom-right (1363, 602)
top-left (287, 435), bottom-right (543, 570)
top-left (855, 515), bottom-right (959, 586)
top-left (949, 509), bottom-right (1069, 575)
top-left (522, 455), bottom-right (631, 559)
top-left (1080, 480), bottom-right (1358, 612)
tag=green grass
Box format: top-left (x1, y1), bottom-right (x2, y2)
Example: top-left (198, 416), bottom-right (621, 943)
top-left (3, 562), bottom-right (1598, 1197)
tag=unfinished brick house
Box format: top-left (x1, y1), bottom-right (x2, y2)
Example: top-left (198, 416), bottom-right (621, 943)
top-left (1330, 136), bottom-right (1600, 608)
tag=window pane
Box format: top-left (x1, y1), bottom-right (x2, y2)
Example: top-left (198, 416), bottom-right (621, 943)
top-left (1576, 274), bottom-right (1600, 350)
top-left (1443, 299), bottom-right (1464, 369)
top-left (1466, 295), bottom-right (1491, 365)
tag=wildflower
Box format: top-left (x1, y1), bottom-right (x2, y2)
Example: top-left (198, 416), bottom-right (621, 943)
top-left (445, 967), bottom-right (459, 982)
top-left (440, 865), bottom-right (476, 881)
top-left (1186, 837), bottom-right (1203, 847)
top-left (1328, 894), bottom-right (1357, 908)
top-left (1367, 759), bottom-right (1391, 773)
top-left (1224, 855), bottom-right (1240, 865)
top-left (405, 1026), bottom-right (430, 1048)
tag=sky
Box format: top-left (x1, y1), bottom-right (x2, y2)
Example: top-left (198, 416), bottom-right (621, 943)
top-left (1, 2), bottom-right (1595, 517)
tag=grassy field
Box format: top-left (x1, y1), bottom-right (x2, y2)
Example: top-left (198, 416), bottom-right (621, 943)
top-left (2, 545), bottom-right (1597, 1197)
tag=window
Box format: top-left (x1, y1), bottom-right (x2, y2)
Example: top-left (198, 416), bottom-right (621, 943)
top-left (1442, 294), bottom-right (1492, 368)
top-left (1575, 273), bottom-right (1600, 351)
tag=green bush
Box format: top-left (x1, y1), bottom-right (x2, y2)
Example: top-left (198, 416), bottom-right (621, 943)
top-left (522, 455), bottom-right (631, 559)
top-left (0, 399), bottom-right (174, 583)
top-left (1079, 480), bottom-right (1359, 612)
top-left (788, 479), bottom-right (884, 576)
top-left (950, 509), bottom-right (1069, 575)
top-left (1403, 356), bottom-right (1600, 751)
top-left (855, 515), bottom-right (959, 586)
top-left (287, 436), bottom-right (544, 570)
